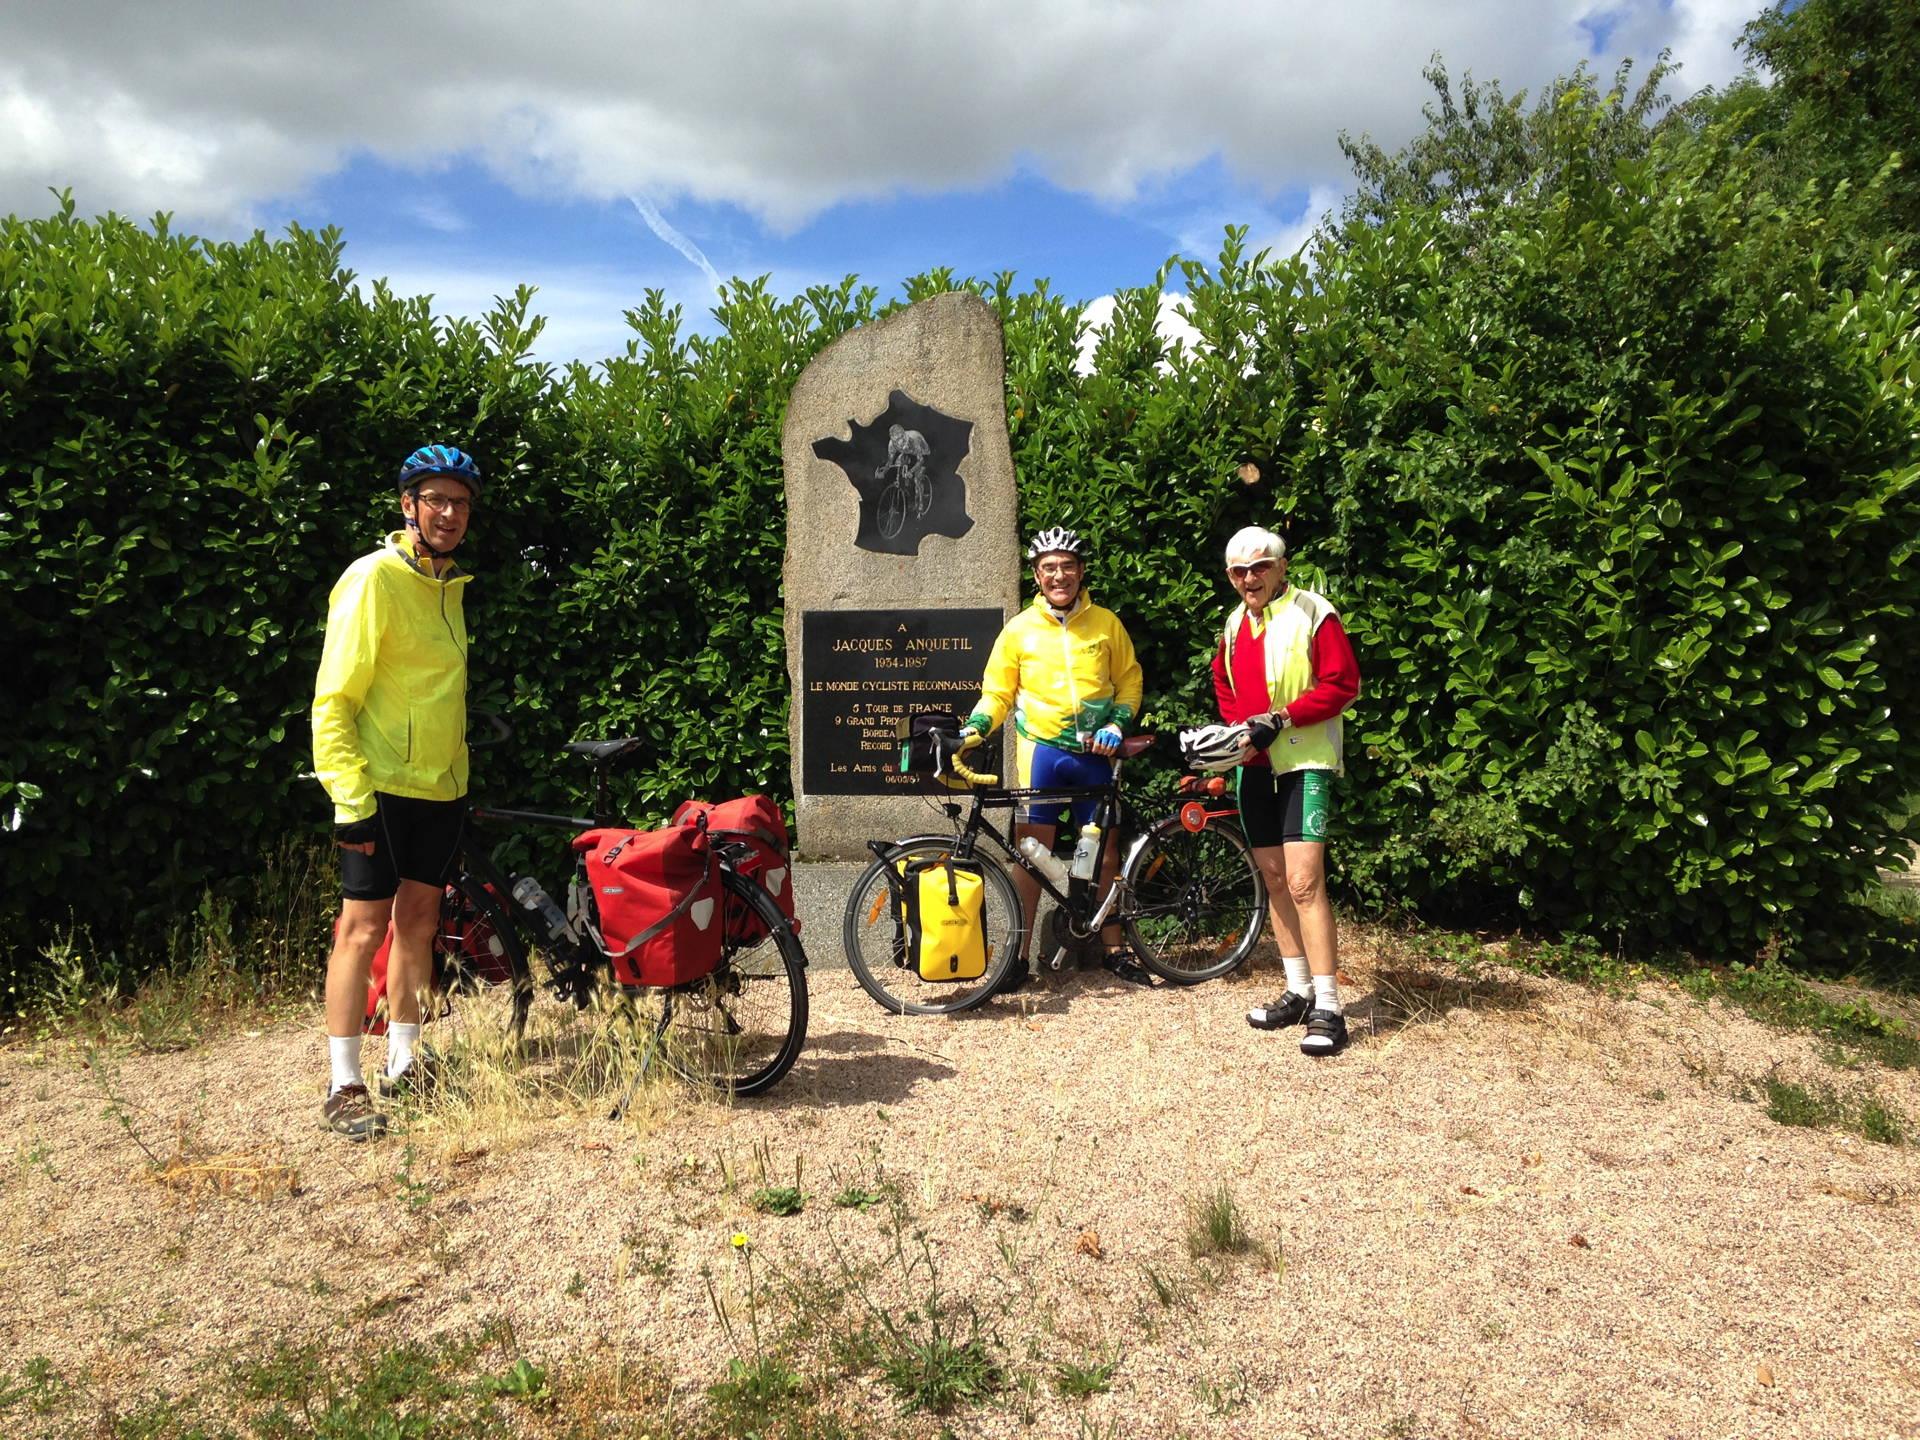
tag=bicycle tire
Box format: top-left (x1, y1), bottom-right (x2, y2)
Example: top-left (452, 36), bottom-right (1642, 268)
top-left (842, 836), bottom-right (1024, 1015)
top-left (879, 483), bottom-right (906, 539)
top-left (647, 866), bottom-right (808, 1097)
top-left (1122, 815), bottom-right (1266, 985)
top-left (436, 868), bottom-right (535, 1040)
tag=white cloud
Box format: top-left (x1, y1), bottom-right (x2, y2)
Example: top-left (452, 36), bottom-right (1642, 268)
top-left (347, 258), bottom-right (655, 369)
top-left (350, 251), bottom-right (837, 367)
top-left (1075, 292), bottom-right (1203, 376)
top-left (1253, 185), bottom-right (1344, 265)
top-left (0, 1), bottom-right (1759, 229)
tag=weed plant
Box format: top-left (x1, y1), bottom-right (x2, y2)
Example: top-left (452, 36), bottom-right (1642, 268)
top-left (751, 1146), bottom-right (807, 1215)
top-left (0, 1322), bottom-right (555, 1439)
top-left (797, 1206), bottom-right (1004, 1415)
top-left (1186, 1183), bottom-right (1253, 1259)
top-left (1141, 1262), bottom-right (1191, 1310)
top-left (1762, 1072), bottom-right (1908, 1144)
top-left (12, 839), bottom-right (334, 1049)
top-left (1052, 1350), bottom-right (1121, 1399)
top-left (1413, 923), bottom-right (1920, 1071)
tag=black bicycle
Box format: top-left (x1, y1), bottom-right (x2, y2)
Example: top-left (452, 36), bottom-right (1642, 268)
top-left (840, 720), bottom-right (1267, 1015)
top-left (427, 725), bottom-right (807, 1098)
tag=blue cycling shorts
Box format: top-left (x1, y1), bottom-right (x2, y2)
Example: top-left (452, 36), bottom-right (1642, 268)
top-left (1015, 734), bottom-right (1115, 828)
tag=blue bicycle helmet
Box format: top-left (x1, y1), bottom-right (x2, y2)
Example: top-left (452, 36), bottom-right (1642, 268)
top-left (397, 444), bottom-right (482, 495)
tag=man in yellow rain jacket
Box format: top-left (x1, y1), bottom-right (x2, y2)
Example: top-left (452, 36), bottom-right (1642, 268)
top-left (311, 445), bottom-right (479, 1140)
top-left (964, 527), bottom-right (1146, 990)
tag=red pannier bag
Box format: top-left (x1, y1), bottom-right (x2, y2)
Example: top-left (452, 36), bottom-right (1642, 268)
top-left (670, 794), bottom-right (798, 944)
top-left (572, 821), bottom-right (723, 987)
top-left (349, 884), bottom-right (515, 1034)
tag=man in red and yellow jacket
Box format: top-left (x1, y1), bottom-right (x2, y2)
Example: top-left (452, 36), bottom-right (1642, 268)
top-left (1211, 526), bottom-right (1360, 1054)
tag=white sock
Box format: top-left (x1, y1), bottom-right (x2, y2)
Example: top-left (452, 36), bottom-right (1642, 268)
top-left (329, 1035), bottom-right (363, 1095)
top-left (1282, 955), bottom-right (1311, 996)
top-left (386, 1022), bottom-right (420, 1079)
top-left (1312, 973), bottom-right (1342, 1015)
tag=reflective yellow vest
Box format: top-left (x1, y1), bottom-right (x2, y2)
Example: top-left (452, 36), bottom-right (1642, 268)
top-left (311, 533), bottom-right (471, 824)
top-left (1222, 586), bottom-right (1344, 775)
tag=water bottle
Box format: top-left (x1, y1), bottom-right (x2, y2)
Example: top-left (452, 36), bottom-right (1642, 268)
top-left (1070, 824), bottom-right (1103, 882)
top-left (1017, 835), bottom-right (1070, 888)
top-left (512, 875), bottom-right (571, 942)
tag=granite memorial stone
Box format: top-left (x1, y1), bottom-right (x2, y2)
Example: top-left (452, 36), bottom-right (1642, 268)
top-left (782, 292), bottom-right (1020, 856)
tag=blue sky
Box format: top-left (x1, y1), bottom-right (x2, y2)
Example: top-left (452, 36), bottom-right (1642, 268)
top-left (1, 1), bottom-right (1759, 366)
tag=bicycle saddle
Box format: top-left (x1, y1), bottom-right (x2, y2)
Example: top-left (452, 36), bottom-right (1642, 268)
top-left (563, 737), bottom-right (648, 765)
top-left (1117, 734), bottom-right (1155, 759)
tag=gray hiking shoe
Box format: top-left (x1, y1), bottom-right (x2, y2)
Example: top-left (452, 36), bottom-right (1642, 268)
top-left (377, 1046), bottom-right (442, 1101)
top-left (322, 1083), bottom-right (389, 1141)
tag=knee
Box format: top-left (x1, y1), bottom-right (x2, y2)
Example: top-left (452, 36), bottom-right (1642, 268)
top-left (390, 892), bottom-right (442, 940)
top-left (336, 910), bottom-right (388, 947)
top-left (1286, 872), bottom-right (1325, 909)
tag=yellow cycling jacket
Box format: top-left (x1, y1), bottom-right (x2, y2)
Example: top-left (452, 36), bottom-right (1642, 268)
top-left (311, 533), bottom-right (471, 824)
top-left (967, 594), bottom-right (1143, 751)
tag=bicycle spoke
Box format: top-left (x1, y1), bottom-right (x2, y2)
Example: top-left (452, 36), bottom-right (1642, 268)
top-left (1125, 822), bottom-right (1264, 983)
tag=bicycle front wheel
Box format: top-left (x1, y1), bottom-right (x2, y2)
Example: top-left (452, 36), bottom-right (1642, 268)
top-left (650, 867), bottom-right (808, 1097)
top-left (842, 837), bottom-right (1024, 1015)
top-left (1123, 816), bottom-right (1265, 984)
top-left (436, 868), bottom-right (535, 1040)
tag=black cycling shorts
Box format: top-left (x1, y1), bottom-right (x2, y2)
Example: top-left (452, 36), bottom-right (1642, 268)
top-left (1235, 766), bottom-right (1334, 849)
top-left (339, 793), bottom-right (465, 902)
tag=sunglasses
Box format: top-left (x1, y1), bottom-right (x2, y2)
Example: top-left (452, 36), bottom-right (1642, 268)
top-left (1227, 559), bottom-right (1278, 580)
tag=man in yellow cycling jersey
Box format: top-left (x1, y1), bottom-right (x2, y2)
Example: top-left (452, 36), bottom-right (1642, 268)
top-left (963, 528), bottom-right (1147, 990)
top-left (310, 445), bottom-right (479, 1140)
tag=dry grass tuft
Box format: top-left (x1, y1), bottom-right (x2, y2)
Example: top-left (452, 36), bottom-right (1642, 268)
top-left (1368, 964), bottom-right (1538, 1035)
top-left (142, 1144), bottom-right (299, 1204)
top-left (396, 989), bottom-right (686, 1159)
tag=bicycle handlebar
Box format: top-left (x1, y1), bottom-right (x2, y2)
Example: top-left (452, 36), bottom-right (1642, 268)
top-left (946, 732), bottom-right (1000, 787)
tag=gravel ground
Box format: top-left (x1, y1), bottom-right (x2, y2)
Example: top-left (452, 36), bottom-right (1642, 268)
top-left (4, 906), bottom-right (1919, 1439)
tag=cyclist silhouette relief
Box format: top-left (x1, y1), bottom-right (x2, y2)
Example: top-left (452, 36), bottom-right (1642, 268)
top-left (813, 389), bottom-right (974, 556)
top-left (877, 424), bottom-right (932, 540)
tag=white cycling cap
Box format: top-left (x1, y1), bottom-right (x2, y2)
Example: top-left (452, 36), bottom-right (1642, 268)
top-left (1225, 526), bottom-right (1285, 566)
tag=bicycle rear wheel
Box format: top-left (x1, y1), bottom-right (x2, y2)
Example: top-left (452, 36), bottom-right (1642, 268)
top-left (842, 837), bottom-right (1024, 1015)
top-left (647, 866), bottom-right (807, 1097)
top-left (1122, 816), bottom-right (1265, 984)
top-left (435, 868), bottom-right (534, 1039)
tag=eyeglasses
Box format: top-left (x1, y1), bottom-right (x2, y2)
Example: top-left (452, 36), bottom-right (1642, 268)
top-left (1228, 559), bottom-right (1277, 580)
top-left (414, 493), bottom-right (474, 516)
top-left (1035, 561), bottom-right (1083, 579)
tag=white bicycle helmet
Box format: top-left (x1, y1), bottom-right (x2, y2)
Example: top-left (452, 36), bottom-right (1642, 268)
top-left (1179, 723), bottom-right (1250, 772)
top-left (1027, 527), bottom-right (1090, 562)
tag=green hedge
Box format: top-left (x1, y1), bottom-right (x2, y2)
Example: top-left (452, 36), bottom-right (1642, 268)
top-left (3, 93), bottom-right (1918, 989)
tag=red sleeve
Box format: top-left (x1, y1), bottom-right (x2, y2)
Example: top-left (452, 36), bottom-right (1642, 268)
top-left (1284, 614), bottom-right (1360, 728)
top-left (1211, 641), bottom-right (1234, 721)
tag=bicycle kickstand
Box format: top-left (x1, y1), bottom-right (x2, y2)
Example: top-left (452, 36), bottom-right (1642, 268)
top-left (608, 999), bottom-right (673, 1121)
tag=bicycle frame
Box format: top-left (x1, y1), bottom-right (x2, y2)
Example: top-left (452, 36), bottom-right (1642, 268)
top-left (916, 759), bottom-right (1164, 964)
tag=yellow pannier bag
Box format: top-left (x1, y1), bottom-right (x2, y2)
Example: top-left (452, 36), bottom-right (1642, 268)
top-left (902, 856), bottom-right (988, 982)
